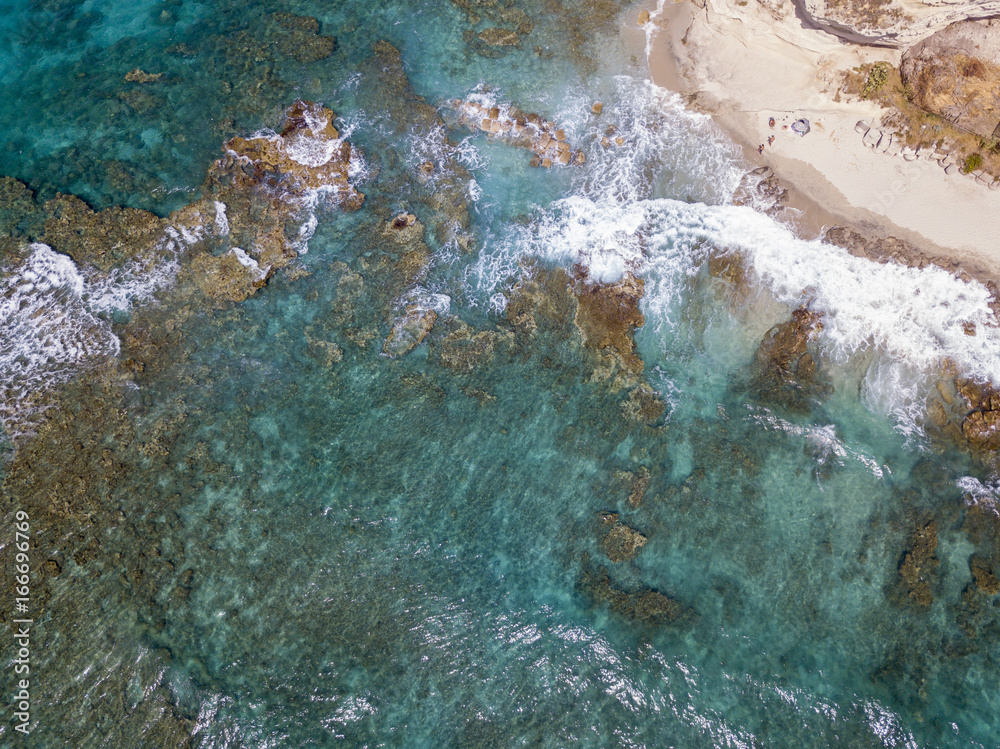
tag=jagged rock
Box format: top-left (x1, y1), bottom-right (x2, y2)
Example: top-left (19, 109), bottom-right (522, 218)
top-left (600, 515), bottom-right (647, 562)
top-left (573, 273), bottom-right (646, 377)
top-left (383, 307), bottom-right (437, 357)
top-left (124, 68), bottom-right (163, 83)
top-left (755, 307), bottom-right (823, 376)
top-left (187, 248), bottom-right (269, 303)
top-left (801, 0), bottom-right (1000, 48)
top-left (220, 99), bottom-right (364, 211)
top-left (963, 409), bottom-right (1000, 450)
top-left (898, 520), bottom-right (938, 607)
top-left (971, 556), bottom-right (1000, 595)
top-left (450, 97), bottom-right (585, 167)
top-left (959, 379), bottom-right (1000, 450)
top-left (901, 19), bottom-right (1000, 140)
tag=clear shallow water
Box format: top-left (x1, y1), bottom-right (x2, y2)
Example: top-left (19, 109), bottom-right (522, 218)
top-left (2, 0), bottom-right (1000, 747)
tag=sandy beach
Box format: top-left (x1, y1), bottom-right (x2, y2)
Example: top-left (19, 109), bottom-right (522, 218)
top-left (643, 0), bottom-right (1000, 280)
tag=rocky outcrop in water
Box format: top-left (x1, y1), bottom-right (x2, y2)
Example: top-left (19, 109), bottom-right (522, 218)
top-left (220, 100), bottom-right (364, 211)
top-left (598, 511), bottom-right (648, 562)
top-left (383, 307), bottom-right (438, 357)
top-left (451, 98), bottom-right (586, 167)
top-left (958, 379), bottom-right (1000, 451)
top-left (898, 520), bottom-right (939, 607)
top-left (751, 306), bottom-right (827, 410)
top-left (573, 272), bottom-right (646, 382)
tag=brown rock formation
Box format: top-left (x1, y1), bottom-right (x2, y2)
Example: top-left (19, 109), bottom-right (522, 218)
top-left (573, 273), bottom-right (646, 377)
top-left (958, 379), bottom-right (1000, 450)
top-left (751, 306), bottom-right (827, 410)
top-left (188, 249), bottom-right (268, 304)
top-left (598, 511), bottom-right (648, 562)
top-left (451, 98), bottom-right (586, 167)
top-left (581, 565), bottom-right (688, 626)
top-left (220, 100), bottom-right (364, 211)
top-left (898, 520), bottom-right (939, 607)
top-left (971, 556), bottom-right (1000, 595)
top-left (901, 20), bottom-right (1000, 139)
top-left (383, 307), bottom-right (438, 358)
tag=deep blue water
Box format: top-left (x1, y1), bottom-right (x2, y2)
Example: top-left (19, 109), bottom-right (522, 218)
top-left (2, 1), bottom-right (1000, 747)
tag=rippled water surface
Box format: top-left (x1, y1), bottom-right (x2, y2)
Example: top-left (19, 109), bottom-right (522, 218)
top-left (2, 0), bottom-right (1000, 747)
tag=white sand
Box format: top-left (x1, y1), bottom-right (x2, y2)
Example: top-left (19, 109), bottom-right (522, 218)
top-left (642, 0), bottom-right (1000, 277)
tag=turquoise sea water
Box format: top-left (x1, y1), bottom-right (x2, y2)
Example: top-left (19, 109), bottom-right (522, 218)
top-left (2, 0), bottom-right (1000, 747)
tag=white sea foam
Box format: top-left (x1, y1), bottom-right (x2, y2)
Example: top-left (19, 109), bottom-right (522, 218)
top-left (397, 287), bottom-right (452, 316)
top-left (229, 248), bottom-right (268, 282)
top-left (956, 476), bottom-right (1000, 516)
top-left (214, 201), bottom-right (230, 236)
top-left (465, 70), bottom-right (1000, 437)
top-left (746, 405), bottom-right (889, 480)
top-left (0, 244), bottom-right (120, 441)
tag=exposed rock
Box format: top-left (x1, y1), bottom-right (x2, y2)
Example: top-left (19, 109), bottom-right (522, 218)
top-left (383, 307), bottom-right (438, 357)
top-left (801, 0), bottom-right (1000, 48)
top-left (958, 378), bottom-right (1000, 451)
top-left (898, 520), bottom-right (939, 607)
top-left (599, 514), bottom-right (647, 562)
top-left (751, 306), bottom-right (826, 410)
top-left (184, 249), bottom-right (264, 303)
top-left (220, 99), bottom-right (364, 211)
top-left (124, 68), bottom-right (164, 83)
top-left (755, 307), bottom-right (823, 376)
top-left (971, 556), bottom-right (1000, 595)
top-left (963, 408), bottom-right (1000, 450)
top-left (450, 97), bottom-right (586, 167)
top-left (573, 272), bottom-right (646, 378)
top-left (901, 20), bottom-right (1000, 140)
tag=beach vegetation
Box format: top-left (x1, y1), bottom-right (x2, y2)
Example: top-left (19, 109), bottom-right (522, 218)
top-left (860, 63), bottom-right (890, 99)
top-left (962, 153), bottom-right (983, 174)
top-left (842, 61), bottom-right (1000, 181)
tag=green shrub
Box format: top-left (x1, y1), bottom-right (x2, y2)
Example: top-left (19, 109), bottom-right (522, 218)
top-left (962, 153), bottom-right (983, 174)
top-left (861, 63), bottom-right (890, 99)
